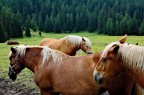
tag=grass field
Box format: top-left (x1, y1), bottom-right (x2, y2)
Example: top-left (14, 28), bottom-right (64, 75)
top-left (0, 31), bottom-right (144, 88)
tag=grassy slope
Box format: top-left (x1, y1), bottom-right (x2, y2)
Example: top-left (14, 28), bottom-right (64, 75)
top-left (0, 31), bottom-right (144, 88)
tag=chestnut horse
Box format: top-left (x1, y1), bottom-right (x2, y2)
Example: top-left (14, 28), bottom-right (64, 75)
top-left (8, 45), bottom-right (140, 95)
top-left (93, 35), bottom-right (143, 94)
top-left (6, 40), bottom-right (19, 45)
top-left (39, 35), bottom-right (93, 56)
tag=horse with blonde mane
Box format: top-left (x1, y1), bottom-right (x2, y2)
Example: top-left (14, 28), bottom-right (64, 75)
top-left (39, 35), bottom-right (93, 56)
top-left (93, 35), bottom-right (144, 93)
top-left (8, 45), bottom-right (141, 95)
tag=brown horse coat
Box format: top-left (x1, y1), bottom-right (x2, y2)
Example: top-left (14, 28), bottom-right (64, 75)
top-left (8, 46), bottom-right (140, 95)
top-left (93, 35), bottom-right (143, 94)
top-left (39, 35), bottom-right (93, 56)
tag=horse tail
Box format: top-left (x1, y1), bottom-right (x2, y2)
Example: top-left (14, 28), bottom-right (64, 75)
top-left (130, 83), bottom-right (142, 95)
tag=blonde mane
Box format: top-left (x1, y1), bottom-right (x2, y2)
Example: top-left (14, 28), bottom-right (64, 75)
top-left (62, 35), bottom-right (91, 47)
top-left (9, 45), bottom-right (27, 59)
top-left (101, 41), bottom-right (120, 58)
top-left (41, 46), bottom-right (63, 66)
top-left (9, 45), bottom-right (63, 66)
top-left (118, 44), bottom-right (144, 72)
top-left (101, 42), bottom-right (144, 72)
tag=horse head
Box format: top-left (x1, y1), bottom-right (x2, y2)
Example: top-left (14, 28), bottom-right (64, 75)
top-left (8, 47), bottom-right (25, 81)
top-left (93, 34), bottom-right (127, 85)
top-left (80, 37), bottom-right (93, 54)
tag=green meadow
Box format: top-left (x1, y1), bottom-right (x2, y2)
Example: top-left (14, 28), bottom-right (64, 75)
top-left (0, 31), bottom-right (144, 88)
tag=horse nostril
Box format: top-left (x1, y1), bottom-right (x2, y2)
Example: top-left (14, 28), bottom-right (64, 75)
top-left (8, 71), bottom-right (17, 81)
top-left (98, 78), bottom-right (103, 84)
top-left (95, 75), bottom-right (103, 84)
top-left (94, 72), bottom-right (103, 84)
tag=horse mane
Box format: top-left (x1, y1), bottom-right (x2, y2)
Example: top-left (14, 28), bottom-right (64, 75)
top-left (62, 35), bottom-right (91, 47)
top-left (9, 45), bottom-right (63, 66)
top-left (41, 46), bottom-right (63, 66)
top-left (101, 42), bottom-right (144, 72)
top-left (10, 45), bottom-right (27, 59)
top-left (118, 44), bottom-right (144, 72)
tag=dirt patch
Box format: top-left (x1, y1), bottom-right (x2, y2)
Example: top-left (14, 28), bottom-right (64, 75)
top-left (0, 78), bottom-right (40, 95)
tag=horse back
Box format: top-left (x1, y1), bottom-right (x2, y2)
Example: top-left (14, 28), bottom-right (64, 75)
top-left (39, 38), bottom-right (64, 50)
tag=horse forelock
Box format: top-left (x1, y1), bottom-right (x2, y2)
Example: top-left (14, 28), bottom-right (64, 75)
top-left (41, 46), bottom-right (63, 66)
top-left (101, 41), bottom-right (120, 59)
top-left (83, 37), bottom-right (91, 47)
top-left (118, 44), bottom-right (144, 72)
top-left (12, 45), bottom-right (27, 59)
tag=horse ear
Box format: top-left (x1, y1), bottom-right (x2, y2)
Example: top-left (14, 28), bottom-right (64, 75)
top-left (119, 34), bottom-right (127, 44)
top-left (82, 37), bottom-right (86, 42)
top-left (135, 42), bottom-right (138, 45)
top-left (110, 45), bottom-right (119, 54)
top-left (11, 47), bottom-right (16, 54)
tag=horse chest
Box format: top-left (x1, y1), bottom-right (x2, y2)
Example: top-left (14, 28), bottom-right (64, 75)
top-left (34, 68), bottom-right (54, 88)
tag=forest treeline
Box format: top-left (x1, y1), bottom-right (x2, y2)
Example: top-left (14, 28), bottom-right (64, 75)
top-left (0, 0), bottom-right (144, 42)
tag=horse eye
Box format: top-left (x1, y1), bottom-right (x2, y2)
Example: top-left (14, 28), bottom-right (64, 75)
top-left (86, 45), bottom-right (88, 48)
top-left (101, 58), bottom-right (107, 63)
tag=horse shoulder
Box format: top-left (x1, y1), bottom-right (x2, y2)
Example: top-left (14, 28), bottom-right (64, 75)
top-left (57, 39), bottom-right (68, 51)
top-left (34, 62), bottom-right (54, 89)
top-left (39, 38), bottom-right (48, 46)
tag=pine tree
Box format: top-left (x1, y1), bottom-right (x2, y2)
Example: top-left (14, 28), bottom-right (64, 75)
top-left (115, 20), bottom-right (120, 35)
top-left (38, 15), bottom-right (43, 31)
top-left (106, 18), bottom-right (114, 35)
top-left (75, 14), bottom-right (80, 32)
top-left (45, 15), bottom-right (52, 32)
top-left (87, 13), bottom-right (96, 32)
top-left (139, 20), bottom-right (144, 36)
top-left (66, 13), bottom-right (73, 32)
top-left (0, 19), bottom-right (6, 42)
top-left (25, 15), bottom-right (31, 36)
top-left (31, 18), bottom-right (38, 31)
top-left (97, 10), bottom-right (104, 33)
top-left (54, 14), bottom-right (61, 33)
top-left (15, 12), bottom-right (23, 37)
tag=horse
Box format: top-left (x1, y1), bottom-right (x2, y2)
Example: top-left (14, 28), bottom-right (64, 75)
top-left (93, 34), bottom-right (144, 93)
top-left (8, 45), bottom-right (141, 95)
top-left (39, 35), bottom-right (93, 56)
top-left (6, 40), bottom-right (19, 45)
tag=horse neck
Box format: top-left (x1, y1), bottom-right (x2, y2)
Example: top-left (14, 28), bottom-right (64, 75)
top-left (61, 39), bottom-right (81, 56)
top-left (93, 52), bottom-right (101, 64)
top-left (118, 46), bottom-right (144, 74)
top-left (118, 47), bottom-right (144, 88)
top-left (23, 48), bottom-right (42, 73)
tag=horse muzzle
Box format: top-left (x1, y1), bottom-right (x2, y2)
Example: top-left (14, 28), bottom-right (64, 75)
top-left (8, 67), bottom-right (17, 81)
top-left (93, 70), bottom-right (103, 84)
